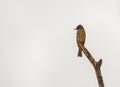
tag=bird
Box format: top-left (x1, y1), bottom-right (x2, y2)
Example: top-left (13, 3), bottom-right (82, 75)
top-left (75, 24), bottom-right (86, 57)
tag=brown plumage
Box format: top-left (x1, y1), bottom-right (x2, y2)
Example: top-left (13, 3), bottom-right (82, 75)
top-left (75, 25), bottom-right (86, 57)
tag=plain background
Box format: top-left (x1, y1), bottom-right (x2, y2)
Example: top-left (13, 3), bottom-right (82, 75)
top-left (0, 0), bottom-right (120, 87)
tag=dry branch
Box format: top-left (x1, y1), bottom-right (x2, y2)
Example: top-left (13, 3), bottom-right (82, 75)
top-left (78, 42), bottom-right (104, 87)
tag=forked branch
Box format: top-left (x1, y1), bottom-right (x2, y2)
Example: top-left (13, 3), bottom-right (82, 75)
top-left (78, 42), bottom-right (104, 87)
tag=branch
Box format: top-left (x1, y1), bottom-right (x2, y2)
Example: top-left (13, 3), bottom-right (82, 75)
top-left (78, 42), bottom-right (104, 87)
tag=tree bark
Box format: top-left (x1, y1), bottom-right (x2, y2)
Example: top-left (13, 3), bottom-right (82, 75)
top-left (78, 42), bottom-right (104, 87)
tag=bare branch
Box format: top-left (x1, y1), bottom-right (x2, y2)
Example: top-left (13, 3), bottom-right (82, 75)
top-left (78, 42), bottom-right (104, 87)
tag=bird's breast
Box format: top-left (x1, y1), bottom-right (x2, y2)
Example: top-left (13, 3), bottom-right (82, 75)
top-left (77, 29), bottom-right (85, 41)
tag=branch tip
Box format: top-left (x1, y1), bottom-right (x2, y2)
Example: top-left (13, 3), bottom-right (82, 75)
top-left (97, 59), bottom-right (102, 68)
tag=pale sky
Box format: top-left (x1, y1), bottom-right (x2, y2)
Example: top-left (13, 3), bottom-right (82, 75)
top-left (0, 0), bottom-right (120, 87)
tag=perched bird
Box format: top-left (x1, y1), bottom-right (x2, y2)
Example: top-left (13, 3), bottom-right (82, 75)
top-left (75, 24), bottom-right (86, 57)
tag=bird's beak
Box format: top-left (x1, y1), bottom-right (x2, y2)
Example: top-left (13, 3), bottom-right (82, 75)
top-left (74, 28), bottom-right (77, 30)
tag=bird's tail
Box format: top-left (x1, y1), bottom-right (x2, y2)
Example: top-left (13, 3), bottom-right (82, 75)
top-left (78, 48), bottom-right (82, 57)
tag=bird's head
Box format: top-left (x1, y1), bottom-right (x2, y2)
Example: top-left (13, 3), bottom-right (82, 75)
top-left (74, 24), bottom-right (83, 30)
